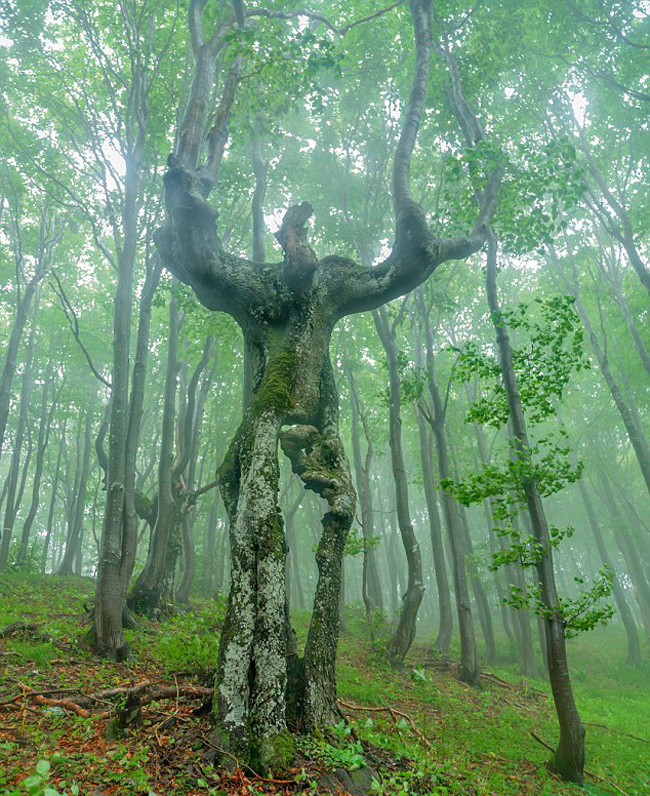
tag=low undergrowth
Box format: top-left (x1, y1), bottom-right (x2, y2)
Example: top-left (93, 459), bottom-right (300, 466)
top-left (1, 573), bottom-right (648, 795)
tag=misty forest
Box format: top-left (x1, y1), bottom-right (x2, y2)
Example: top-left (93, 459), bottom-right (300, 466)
top-left (0, 0), bottom-right (649, 794)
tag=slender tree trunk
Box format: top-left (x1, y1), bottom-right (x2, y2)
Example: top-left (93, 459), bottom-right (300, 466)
top-left (347, 363), bottom-right (383, 615)
top-left (17, 349), bottom-right (57, 563)
top-left (487, 232), bottom-right (584, 784)
top-left (550, 245), bottom-right (650, 498)
top-left (58, 407), bottom-right (93, 576)
top-left (597, 470), bottom-right (650, 651)
top-left (373, 305), bottom-right (424, 667)
top-left (457, 502), bottom-right (496, 664)
top-left (42, 427), bottom-right (65, 573)
top-left (129, 295), bottom-right (181, 613)
top-left (0, 296), bottom-right (39, 570)
top-left (414, 405), bottom-right (453, 654)
top-left (204, 491), bottom-right (220, 596)
top-left (418, 292), bottom-right (478, 684)
top-left (0, 208), bottom-right (59, 462)
top-left (94, 153), bottom-right (141, 659)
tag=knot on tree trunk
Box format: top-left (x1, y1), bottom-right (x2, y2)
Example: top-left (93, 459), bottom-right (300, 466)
top-left (280, 424), bottom-right (342, 499)
top-left (275, 202), bottom-right (318, 291)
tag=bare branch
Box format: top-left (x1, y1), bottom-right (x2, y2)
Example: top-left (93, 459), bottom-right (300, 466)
top-left (50, 270), bottom-right (112, 388)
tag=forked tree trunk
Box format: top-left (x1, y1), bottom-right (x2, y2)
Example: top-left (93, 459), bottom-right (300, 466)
top-left (155, 0), bottom-right (497, 768)
top-left (487, 231), bottom-right (584, 784)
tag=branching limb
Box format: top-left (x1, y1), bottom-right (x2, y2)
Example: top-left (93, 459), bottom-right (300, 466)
top-left (50, 270), bottom-right (111, 388)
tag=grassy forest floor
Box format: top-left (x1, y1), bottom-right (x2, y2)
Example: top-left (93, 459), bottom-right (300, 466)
top-left (0, 575), bottom-right (648, 796)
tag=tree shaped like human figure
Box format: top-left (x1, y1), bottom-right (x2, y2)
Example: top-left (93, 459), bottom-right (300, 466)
top-left (155, 0), bottom-right (498, 772)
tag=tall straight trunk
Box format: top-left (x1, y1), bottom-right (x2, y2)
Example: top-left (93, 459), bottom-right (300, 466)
top-left (0, 295), bottom-right (39, 570)
top-left (577, 480), bottom-right (641, 665)
top-left (418, 292), bottom-right (478, 684)
top-left (175, 339), bottom-right (213, 604)
top-left (121, 256), bottom-right (164, 591)
top-left (347, 364), bottom-right (383, 614)
top-left (129, 295), bottom-right (181, 613)
top-left (414, 406), bottom-right (453, 653)
top-left (384, 506), bottom-right (400, 621)
top-left (466, 400), bottom-right (531, 666)
top-left (483, 501), bottom-right (517, 654)
top-left (487, 232), bottom-right (584, 784)
top-left (373, 305), bottom-right (424, 667)
top-left (57, 407), bottom-right (93, 576)
top-left (42, 427), bottom-right (65, 573)
top-left (94, 152), bottom-right (142, 658)
top-left (284, 488), bottom-right (305, 610)
top-left (412, 319), bottom-right (453, 653)
top-left (457, 503), bottom-right (496, 664)
top-left (17, 350), bottom-right (57, 563)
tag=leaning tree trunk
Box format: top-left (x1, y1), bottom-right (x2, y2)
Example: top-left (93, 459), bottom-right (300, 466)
top-left (487, 231), bottom-right (584, 784)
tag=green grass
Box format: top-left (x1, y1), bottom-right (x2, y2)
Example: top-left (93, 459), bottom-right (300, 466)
top-left (0, 573), bottom-right (648, 795)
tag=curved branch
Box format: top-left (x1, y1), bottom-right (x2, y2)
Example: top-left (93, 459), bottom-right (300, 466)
top-left (330, 0), bottom-right (500, 318)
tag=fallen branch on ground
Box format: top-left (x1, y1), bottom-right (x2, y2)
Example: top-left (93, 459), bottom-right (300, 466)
top-left (337, 698), bottom-right (432, 749)
top-left (0, 681), bottom-right (213, 723)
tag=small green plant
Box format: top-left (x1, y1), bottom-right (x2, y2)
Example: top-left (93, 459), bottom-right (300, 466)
top-left (297, 722), bottom-right (365, 772)
top-left (7, 759), bottom-right (80, 796)
top-left (156, 602), bottom-right (225, 674)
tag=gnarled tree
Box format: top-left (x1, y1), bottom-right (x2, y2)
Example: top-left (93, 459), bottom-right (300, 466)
top-left (155, 0), bottom-right (498, 771)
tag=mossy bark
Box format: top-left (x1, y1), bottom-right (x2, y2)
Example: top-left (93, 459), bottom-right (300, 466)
top-left (211, 300), bottom-right (355, 769)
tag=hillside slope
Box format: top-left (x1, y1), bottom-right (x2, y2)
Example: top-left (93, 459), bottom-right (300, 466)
top-left (0, 575), bottom-right (647, 795)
